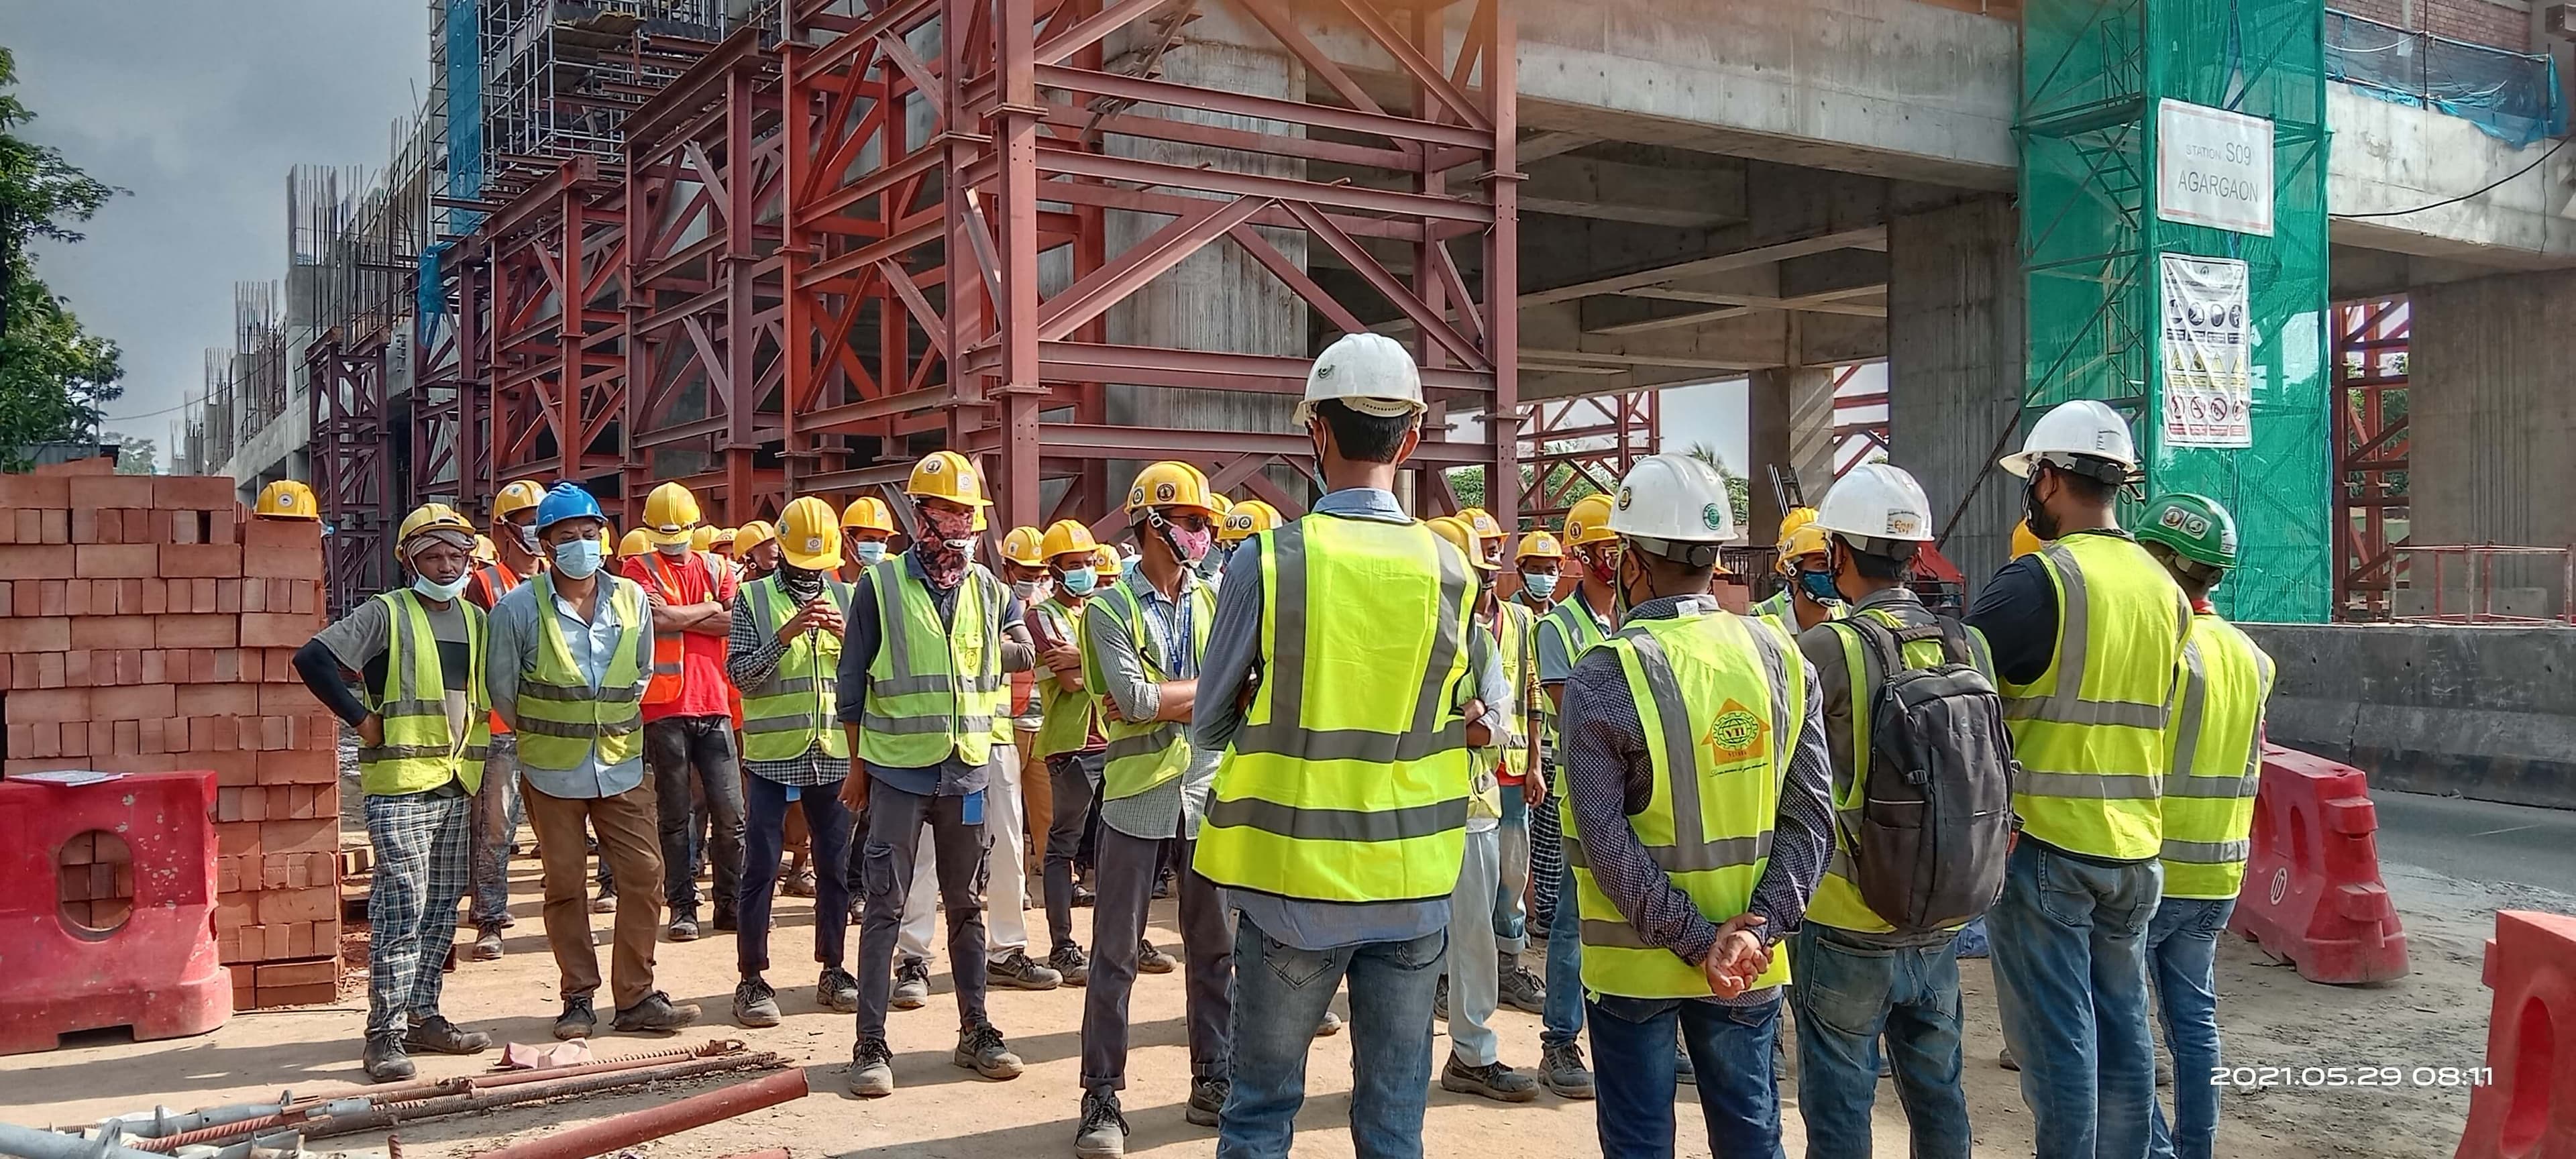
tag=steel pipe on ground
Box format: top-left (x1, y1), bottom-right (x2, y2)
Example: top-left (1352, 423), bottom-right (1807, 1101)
top-left (300, 1054), bottom-right (790, 1142)
top-left (469, 1070), bottom-right (808, 1159)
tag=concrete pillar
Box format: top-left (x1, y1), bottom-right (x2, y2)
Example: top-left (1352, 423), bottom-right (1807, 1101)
top-left (1747, 364), bottom-right (1838, 544)
top-left (2408, 268), bottom-right (2576, 616)
top-left (1888, 197), bottom-right (2023, 592)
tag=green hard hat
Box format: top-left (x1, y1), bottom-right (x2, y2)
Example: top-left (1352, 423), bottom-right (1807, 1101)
top-left (2136, 492), bottom-right (2238, 571)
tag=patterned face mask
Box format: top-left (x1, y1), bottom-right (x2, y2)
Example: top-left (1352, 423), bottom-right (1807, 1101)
top-left (915, 502), bottom-right (977, 587)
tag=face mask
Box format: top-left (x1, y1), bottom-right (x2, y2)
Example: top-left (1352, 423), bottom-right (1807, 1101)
top-left (412, 572), bottom-right (470, 602)
top-left (778, 562), bottom-right (824, 601)
top-left (508, 521), bottom-right (539, 554)
top-left (655, 540), bottom-right (689, 558)
top-left (1058, 567), bottom-right (1097, 596)
top-left (1521, 571), bottom-right (1558, 600)
top-left (1798, 568), bottom-right (1842, 605)
top-left (853, 541), bottom-right (887, 565)
top-left (552, 538), bottom-right (604, 580)
top-left (1165, 522), bottom-right (1214, 565)
top-left (1613, 552), bottom-right (1644, 618)
top-left (1012, 577), bottom-right (1051, 604)
top-left (1585, 547), bottom-right (1619, 586)
top-left (2025, 478), bottom-right (2059, 542)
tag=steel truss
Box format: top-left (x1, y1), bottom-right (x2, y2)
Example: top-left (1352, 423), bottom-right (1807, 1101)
top-left (309, 338), bottom-right (394, 613)
top-left (1519, 392), bottom-right (1656, 527)
top-left (2332, 296), bottom-right (2410, 620)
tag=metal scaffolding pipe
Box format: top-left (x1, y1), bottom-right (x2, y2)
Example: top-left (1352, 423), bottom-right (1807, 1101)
top-left (468, 1070), bottom-right (808, 1159)
top-left (301, 1054), bottom-right (790, 1142)
top-left (0, 1124), bottom-right (191, 1159)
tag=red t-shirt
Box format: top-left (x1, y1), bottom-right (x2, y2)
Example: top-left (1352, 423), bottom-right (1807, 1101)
top-left (623, 549), bottom-right (738, 722)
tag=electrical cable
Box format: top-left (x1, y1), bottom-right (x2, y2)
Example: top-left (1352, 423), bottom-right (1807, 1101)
top-left (2330, 135), bottom-right (2569, 219)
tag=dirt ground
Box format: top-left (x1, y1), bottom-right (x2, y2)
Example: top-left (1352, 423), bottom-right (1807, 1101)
top-left (1, 843), bottom-right (2545, 1158)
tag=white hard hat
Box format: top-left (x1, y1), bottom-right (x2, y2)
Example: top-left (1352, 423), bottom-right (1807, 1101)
top-left (1999, 400), bottom-right (2139, 482)
top-left (1813, 462), bottom-right (1936, 545)
top-left (1297, 332), bottom-right (1426, 426)
top-left (1606, 453), bottom-right (1737, 565)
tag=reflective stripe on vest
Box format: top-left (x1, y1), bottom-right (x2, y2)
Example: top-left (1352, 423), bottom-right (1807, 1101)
top-left (357, 589), bottom-right (491, 796)
top-left (1193, 515), bottom-right (1474, 903)
top-left (1085, 578), bottom-right (1215, 801)
top-left (740, 575), bottom-right (853, 763)
top-left (515, 574), bottom-right (648, 771)
top-left (1495, 600), bottom-right (1536, 784)
top-left (1998, 534), bottom-right (2190, 860)
top-left (2159, 614), bottom-right (2275, 899)
top-left (473, 561), bottom-right (523, 735)
top-left (1030, 598), bottom-right (1098, 760)
top-left (856, 558), bottom-right (1002, 769)
top-left (635, 552), bottom-right (694, 706)
top-left (1564, 608), bottom-right (1802, 998)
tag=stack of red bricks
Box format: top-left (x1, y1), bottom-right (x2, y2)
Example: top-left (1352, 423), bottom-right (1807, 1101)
top-left (0, 459), bottom-right (343, 1011)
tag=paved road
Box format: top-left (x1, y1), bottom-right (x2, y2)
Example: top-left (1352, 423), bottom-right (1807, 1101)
top-left (2371, 788), bottom-right (2576, 897)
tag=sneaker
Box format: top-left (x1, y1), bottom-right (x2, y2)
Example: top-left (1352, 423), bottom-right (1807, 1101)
top-left (362, 1032), bottom-right (415, 1083)
top-left (712, 908), bottom-right (738, 933)
top-left (1136, 940), bottom-right (1176, 975)
top-left (988, 948), bottom-right (1064, 991)
top-left (1073, 1089), bottom-right (1128, 1158)
top-left (667, 912), bottom-right (701, 942)
top-left (612, 991), bottom-right (702, 1034)
top-left (1071, 883), bottom-right (1095, 908)
top-left (404, 1015), bottom-right (491, 1055)
top-left (552, 996), bottom-right (596, 1041)
top-left (1048, 944), bottom-right (1091, 987)
top-left (849, 1036), bottom-right (896, 1098)
top-left (733, 977), bottom-right (782, 1028)
top-left (1313, 1009), bottom-right (1343, 1038)
top-left (817, 965), bottom-right (860, 1013)
top-left (953, 1021), bottom-right (1024, 1080)
top-left (1442, 1056), bottom-right (1541, 1103)
top-left (1434, 975), bottom-right (1450, 1021)
top-left (590, 887), bottom-right (616, 914)
top-left (1152, 872), bottom-right (1173, 901)
top-left (1498, 964), bottom-right (1545, 1014)
top-left (1998, 1044), bottom-right (2020, 1072)
top-left (1185, 1075), bottom-right (1228, 1127)
top-left (469, 924), bottom-right (505, 962)
top-left (892, 958), bottom-right (932, 1010)
top-left (783, 867), bottom-right (818, 897)
top-left (1675, 1041), bottom-right (1696, 1086)
top-left (1539, 1041), bottom-right (1595, 1099)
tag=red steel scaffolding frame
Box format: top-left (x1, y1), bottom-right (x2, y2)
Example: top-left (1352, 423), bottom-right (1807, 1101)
top-left (1519, 391), bottom-right (1656, 527)
top-left (2332, 296), bottom-right (2409, 620)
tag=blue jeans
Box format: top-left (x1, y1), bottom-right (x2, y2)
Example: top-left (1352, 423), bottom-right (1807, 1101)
top-left (1790, 925), bottom-right (1972, 1159)
top-left (2147, 896), bottom-right (2235, 1159)
top-left (1541, 858), bottom-right (1585, 1047)
top-left (1219, 916), bottom-right (1445, 1159)
top-left (1588, 993), bottom-right (1784, 1159)
top-left (1989, 839), bottom-right (2161, 1159)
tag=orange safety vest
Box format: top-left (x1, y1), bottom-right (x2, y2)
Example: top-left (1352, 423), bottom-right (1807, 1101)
top-left (470, 559), bottom-right (523, 735)
top-left (635, 551), bottom-right (696, 707)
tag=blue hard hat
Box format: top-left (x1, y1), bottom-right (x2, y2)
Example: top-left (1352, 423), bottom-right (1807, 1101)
top-left (534, 481), bottom-right (605, 531)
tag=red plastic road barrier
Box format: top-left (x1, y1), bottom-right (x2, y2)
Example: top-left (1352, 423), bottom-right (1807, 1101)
top-left (0, 770), bottom-right (229, 1054)
top-left (2457, 910), bottom-right (2576, 1159)
top-left (2226, 744), bottom-right (2410, 984)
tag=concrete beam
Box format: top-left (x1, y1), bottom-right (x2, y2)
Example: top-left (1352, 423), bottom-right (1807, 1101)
top-left (1519, 154), bottom-right (1748, 227)
top-left (1524, 225), bottom-right (1888, 305)
top-left (2327, 85), bottom-right (2576, 267)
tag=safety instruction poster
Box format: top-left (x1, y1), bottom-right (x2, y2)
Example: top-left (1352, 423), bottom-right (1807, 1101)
top-left (2158, 253), bottom-right (2253, 448)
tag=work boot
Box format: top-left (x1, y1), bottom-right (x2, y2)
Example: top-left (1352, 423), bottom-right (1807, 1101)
top-left (988, 948), bottom-right (1064, 991)
top-left (783, 867), bottom-right (817, 897)
top-left (818, 965), bottom-right (861, 1014)
top-left (1675, 1039), bottom-right (1696, 1086)
top-left (733, 977), bottom-right (782, 1028)
top-left (1152, 870), bottom-right (1173, 901)
top-left (892, 958), bottom-right (932, 1010)
top-left (1071, 882), bottom-right (1095, 908)
top-left (1998, 1044), bottom-right (2020, 1072)
top-left (1073, 1089), bottom-right (1128, 1158)
top-left (1048, 943), bottom-right (1091, 987)
top-left (1441, 1056), bottom-right (1541, 1103)
top-left (1313, 1009), bottom-right (1343, 1038)
top-left (953, 1020), bottom-right (1024, 1080)
top-left (1539, 1041), bottom-right (1595, 1099)
top-left (362, 1032), bottom-right (415, 1083)
top-left (1184, 1076), bottom-right (1228, 1127)
top-left (849, 1036), bottom-right (896, 1098)
top-left (1434, 975), bottom-right (1450, 1022)
top-left (404, 1015), bottom-right (491, 1055)
top-left (469, 924), bottom-right (505, 962)
top-left (667, 911), bottom-right (701, 942)
top-left (1498, 964), bottom-right (1546, 1014)
top-left (1136, 939), bottom-right (1176, 975)
top-left (590, 885), bottom-right (616, 914)
top-left (612, 991), bottom-right (702, 1034)
top-left (552, 995), bottom-right (596, 1041)
top-left (712, 907), bottom-right (738, 934)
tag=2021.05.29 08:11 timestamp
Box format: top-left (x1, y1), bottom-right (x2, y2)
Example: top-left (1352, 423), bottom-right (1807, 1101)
top-left (2212, 1066), bottom-right (2493, 1089)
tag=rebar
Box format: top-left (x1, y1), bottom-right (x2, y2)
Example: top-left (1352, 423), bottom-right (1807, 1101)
top-left (299, 1052), bottom-right (790, 1142)
top-left (468, 1071), bottom-right (806, 1159)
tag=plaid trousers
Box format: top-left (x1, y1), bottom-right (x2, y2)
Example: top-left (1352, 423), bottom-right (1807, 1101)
top-left (366, 789), bottom-right (475, 1037)
top-left (1527, 772), bottom-right (1565, 930)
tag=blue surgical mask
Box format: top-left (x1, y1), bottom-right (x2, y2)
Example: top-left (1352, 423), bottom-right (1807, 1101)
top-left (1058, 567), bottom-right (1097, 596)
top-left (1798, 568), bottom-right (1842, 605)
top-left (553, 538), bottom-right (604, 580)
top-left (412, 573), bottom-right (470, 603)
top-left (1521, 572), bottom-right (1558, 600)
top-left (853, 541), bottom-right (888, 566)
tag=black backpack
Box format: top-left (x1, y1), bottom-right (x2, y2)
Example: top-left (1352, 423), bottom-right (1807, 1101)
top-left (1839, 614), bottom-right (2016, 934)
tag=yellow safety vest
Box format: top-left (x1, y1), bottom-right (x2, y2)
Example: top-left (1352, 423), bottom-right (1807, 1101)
top-left (1084, 576), bottom-right (1216, 802)
top-left (357, 590), bottom-right (490, 797)
top-left (1565, 607), bottom-right (1803, 997)
top-left (1754, 588), bottom-right (1845, 639)
top-left (739, 575), bottom-right (853, 763)
top-left (1495, 600), bottom-right (1537, 785)
top-left (1194, 514), bottom-right (1475, 903)
top-left (1536, 590), bottom-right (1612, 779)
top-left (856, 557), bottom-right (1002, 769)
top-left (514, 573), bottom-right (648, 772)
top-left (1998, 533), bottom-right (2192, 861)
top-left (1030, 597), bottom-right (1098, 761)
top-left (2160, 612), bottom-right (2275, 899)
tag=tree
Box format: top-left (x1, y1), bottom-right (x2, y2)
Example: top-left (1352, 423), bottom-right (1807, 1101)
top-left (111, 433), bottom-right (155, 475)
top-left (0, 45), bottom-right (125, 467)
top-left (1684, 441), bottom-right (1751, 527)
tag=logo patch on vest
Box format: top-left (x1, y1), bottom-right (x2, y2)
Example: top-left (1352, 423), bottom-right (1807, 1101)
top-left (1703, 698), bottom-right (1766, 763)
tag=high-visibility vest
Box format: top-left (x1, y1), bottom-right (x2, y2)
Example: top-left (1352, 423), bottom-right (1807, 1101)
top-left (2160, 612), bottom-right (2274, 899)
top-left (1536, 590), bottom-right (1611, 775)
top-left (1564, 607), bottom-right (1803, 997)
top-left (856, 558), bottom-right (1002, 769)
top-left (1998, 533), bottom-right (2192, 861)
top-left (1495, 600), bottom-right (1537, 784)
top-left (468, 559), bottom-right (523, 735)
top-left (633, 551), bottom-right (698, 706)
top-left (1084, 577), bottom-right (1216, 802)
top-left (739, 575), bottom-right (854, 763)
top-left (1804, 601), bottom-right (1994, 934)
top-left (356, 589), bottom-right (491, 797)
top-left (1753, 588), bottom-right (1844, 639)
top-left (514, 573), bottom-right (649, 772)
top-left (1193, 514), bottom-right (1476, 903)
top-left (1029, 598), bottom-right (1099, 760)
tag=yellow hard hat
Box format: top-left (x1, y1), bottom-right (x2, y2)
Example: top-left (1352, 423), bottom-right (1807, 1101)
top-left (493, 479), bottom-right (545, 521)
top-left (778, 496), bottom-right (845, 571)
top-left (1040, 519), bottom-right (1098, 563)
top-left (1001, 525), bottom-right (1046, 567)
top-left (2011, 519), bottom-right (2044, 558)
top-left (1126, 460), bottom-right (1216, 516)
top-left (841, 495), bottom-right (896, 533)
top-left (1210, 494), bottom-right (1234, 516)
top-left (689, 525), bottom-right (716, 553)
top-left (1776, 523), bottom-right (1830, 574)
top-left (1460, 506), bottom-right (1505, 543)
top-left (619, 529), bottom-right (651, 558)
top-left (472, 534), bottom-right (498, 565)
top-left (906, 450), bottom-right (991, 507)
top-left (254, 479), bottom-right (319, 520)
top-left (1427, 515), bottom-right (1495, 572)
top-left (736, 519), bottom-right (777, 552)
top-left (643, 482), bottom-right (702, 545)
top-left (1562, 493), bottom-right (1617, 547)
top-left (1514, 529), bottom-right (1564, 561)
top-left (396, 502), bottom-right (476, 560)
top-left (1093, 544), bottom-right (1124, 577)
top-left (1778, 506), bottom-right (1819, 547)
top-left (712, 526), bottom-right (738, 547)
top-left (1220, 499), bottom-right (1282, 544)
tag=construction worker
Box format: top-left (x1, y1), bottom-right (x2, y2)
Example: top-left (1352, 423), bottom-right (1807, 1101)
top-left (840, 496), bottom-right (898, 583)
top-left (254, 478), bottom-right (319, 522)
top-left (710, 525), bottom-right (739, 562)
top-left (472, 535), bottom-right (497, 567)
top-left (690, 525), bottom-right (718, 555)
top-left (624, 482), bottom-right (745, 943)
top-left (2011, 518), bottom-right (2045, 559)
top-left (293, 503), bottom-right (496, 1081)
top-left (1752, 508), bottom-right (1845, 634)
top-left (1453, 506), bottom-right (1546, 1017)
top-left (1967, 400), bottom-right (2191, 1159)
top-left (951, 524), bottom-right (1059, 993)
top-left (1528, 490), bottom-right (1621, 1101)
top-left (1191, 332), bottom-right (1486, 1157)
top-left (462, 478), bottom-right (549, 961)
top-left (487, 482), bottom-right (698, 1040)
top-left (618, 528), bottom-right (651, 561)
top-left (1790, 463), bottom-right (1990, 1159)
top-left (736, 520), bottom-right (781, 584)
top-left (1458, 506), bottom-right (1509, 571)
top-left (1512, 529), bottom-right (1563, 613)
top-left (836, 450), bottom-right (1026, 1097)
top-left (2136, 494), bottom-right (2273, 1159)
top-left (1558, 453), bottom-right (1832, 1158)
top-left (1028, 518), bottom-right (1107, 986)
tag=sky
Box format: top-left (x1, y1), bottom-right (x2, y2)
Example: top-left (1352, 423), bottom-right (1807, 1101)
top-left (1, 2), bottom-right (427, 447)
